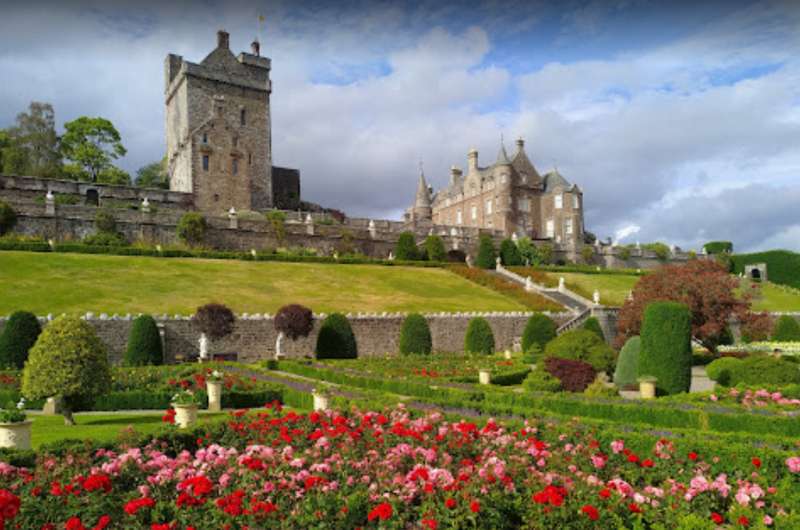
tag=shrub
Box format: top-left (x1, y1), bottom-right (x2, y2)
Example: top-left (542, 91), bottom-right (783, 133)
top-left (124, 315), bottom-right (163, 366)
top-left (177, 213), bottom-right (207, 246)
top-left (193, 303), bottom-right (235, 340)
top-left (613, 336), bottom-right (640, 389)
top-left (703, 241), bottom-right (733, 254)
top-left (521, 314), bottom-right (557, 353)
top-left (544, 329), bottom-right (616, 373)
top-left (639, 302), bottom-right (692, 395)
top-left (94, 209), bottom-right (117, 233)
top-left (82, 231), bottom-right (127, 246)
top-left (499, 239), bottom-right (522, 266)
top-left (22, 315), bottom-right (111, 424)
top-left (399, 313), bottom-right (432, 355)
top-left (464, 317), bottom-right (494, 354)
top-left (0, 201), bottom-right (16, 236)
top-left (726, 356), bottom-right (800, 387)
top-left (274, 304), bottom-right (314, 340)
top-left (584, 380), bottom-right (619, 398)
top-left (581, 317), bottom-right (605, 341)
top-left (706, 357), bottom-right (742, 386)
top-left (543, 357), bottom-right (597, 392)
top-left (424, 235), bottom-right (446, 262)
top-left (476, 234), bottom-right (496, 269)
top-left (772, 315), bottom-right (800, 341)
top-left (315, 313), bottom-right (357, 359)
top-left (395, 231), bottom-right (418, 261)
top-left (0, 311), bottom-right (41, 369)
top-left (732, 250), bottom-right (800, 289)
top-left (522, 368), bottom-right (562, 392)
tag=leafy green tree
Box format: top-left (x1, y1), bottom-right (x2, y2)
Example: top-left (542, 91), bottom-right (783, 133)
top-left (136, 157), bottom-right (169, 189)
top-left (22, 315), bottom-right (111, 425)
top-left (0, 311), bottom-right (41, 369)
top-left (517, 237), bottom-right (539, 265)
top-left (476, 234), bottom-right (496, 269)
top-left (424, 235), bottom-right (446, 262)
top-left (177, 213), bottom-right (207, 246)
top-left (538, 243), bottom-right (554, 265)
top-left (399, 313), bottom-right (432, 355)
top-left (521, 314), bottom-right (557, 353)
top-left (2, 102), bottom-right (62, 178)
top-left (639, 302), bottom-right (692, 395)
top-left (395, 231), bottom-right (418, 261)
top-left (0, 130), bottom-right (10, 173)
top-left (464, 317), bottom-right (495, 354)
top-left (499, 239), bottom-right (522, 266)
top-left (60, 116), bottom-right (126, 182)
top-left (97, 166), bottom-right (131, 185)
top-left (124, 315), bottom-right (163, 366)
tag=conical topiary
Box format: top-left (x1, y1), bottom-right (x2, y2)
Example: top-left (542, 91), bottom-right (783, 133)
top-left (464, 317), bottom-right (495, 355)
top-left (315, 313), bottom-right (357, 359)
top-left (0, 311), bottom-right (41, 369)
top-left (399, 313), bottom-right (432, 355)
top-left (521, 314), bottom-right (557, 353)
top-left (124, 315), bottom-right (163, 366)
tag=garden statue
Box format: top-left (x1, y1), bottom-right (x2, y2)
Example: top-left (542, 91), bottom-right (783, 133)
top-left (593, 290), bottom-right (601, 305)
top-left (198, 333), bottom-right (209, 361)
top-left (558, 277), bottom-right (565, 291)
top-left (525, 277), bottom-right (533, 292)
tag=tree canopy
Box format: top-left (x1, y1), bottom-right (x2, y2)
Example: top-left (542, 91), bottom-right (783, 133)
top-left (60, 116), bottom-right (127, 183)
top-left (1, 102), bottom-right (62, 178)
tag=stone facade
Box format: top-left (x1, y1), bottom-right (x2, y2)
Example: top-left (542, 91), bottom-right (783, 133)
top-left (165, 30), bottom-right (300, 214)
top-left (407, 138), bottom-right (584, 249)
top-left (0, 312), bottom-right (573, 365)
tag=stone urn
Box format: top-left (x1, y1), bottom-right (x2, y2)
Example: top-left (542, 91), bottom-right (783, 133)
top-left (638, 376), bottom-right (657, 400)
top-left (0, 421), bottom-right (32, 450)
top-left (312, 390), bottom-right (330, 412)
top-left (504, 350), bottom-right (512, 360)
top-left (172, 404), bottom-right (199, 428)
top-left (478, 369), bottom-right (491, 385)
top-left (206, 381), bottom-right (223, 412)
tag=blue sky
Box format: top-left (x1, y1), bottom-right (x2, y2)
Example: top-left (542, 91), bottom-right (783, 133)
top-left (1, 0), bottom-right (799, 252)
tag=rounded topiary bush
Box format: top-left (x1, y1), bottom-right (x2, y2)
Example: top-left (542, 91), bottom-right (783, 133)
top-left (0, 311), bottom-right (41, 369)
top-left (727, 356), bottom-right (800, 387)
top-left (399, 313), bottom-right (432, 355)
top-left (194, 303), bottom-right (235, 340)
top-left (22, 315), bottom-right (111, 425)
top-left (544, 329), bottom-right (616, 373)
top-left (772, 315), bottom-right (800, 341)
top-left (395, 231), bottom-right (418, 261)
top-left (639, 301), bottom-right (692, 395)
top-left (464, 317), bottom-right (494, 355)
top-left (0, 201), bottom-right (16, 236)
top-left (315, 313), bottom-right (357, 359)
top-left (706, 357), bottom-right (742, 386)
top-left (274, 304), bottom-right (314, 340)
top-left (613, 336), bottom-right (640, 389)
top-left (522, 368), bottom-right (562, 392)
top-left (521, 314), bottom-right (557, 353)
top-left (581, 317), bottom-right (605, 341)
top-left (124, 315), bottom-right (163, 366)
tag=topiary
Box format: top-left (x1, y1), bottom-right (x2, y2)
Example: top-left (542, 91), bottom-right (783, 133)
top-left (705, 357), bottom-right (742, 386)
top-left (727, 356), bottom-right (800, 387)
top-left (124, 315), bottom-right (163, 366)
top-left (544, 329), bottom-right (616, 373)
top-left (522, 368), bottom-right (562, 392)
top-left (543, 357), bottom-right (597, 392)
top-left (464, 317), bottom-right (495, 355)
top-left (177, 213), bottom-right (207, 246)
top-left (274, 304), bottom-right (314, 340)
top-left (521, 314), bottom-right (557, 353)
top-left (476, 234), bottom-right (496, 269)
top-left (194, 303), bottom-right (236, 340)
top-left (399, 313), bottom-right (432, 355)
top-left (772, 315), bottom-right (800, 341)
top-left (315, 313), bottom-right (357, 359)
top-left (581, 317), bottom-right (605, 341)
top-left (395, 232), bottom-right (418, 261)
top-left (639, 301), bottom-right (692, 395)
top-left (499, 239), bottom-right (522, 266)
top-left (613, 336), bottom-right (640, 389)
top-left (22, 315), bottom-right (111, 425)
top-left (0, 201), bottom-right (16, 236)
top-left (424, 235), bottom-right (446, 262)
top-left (0, 311), bottom-right (41, 369)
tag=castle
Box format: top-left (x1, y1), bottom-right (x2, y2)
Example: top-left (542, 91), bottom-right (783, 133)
top-left (407, 138), bottom-right (584, 248)
top-left (165, 30), bottom-right (300, 213)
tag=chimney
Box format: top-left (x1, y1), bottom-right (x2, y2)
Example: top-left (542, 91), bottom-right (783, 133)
top-left (467, 148), bottom-right (478, 173)
top-left (516, 137), bottom-right (524, 151)
top-left (450, 165), bottom-right (462, 186)
top-left (251, 39), bottom-right (260, 56)
top-left (217, 30), bottom-right (230, 49)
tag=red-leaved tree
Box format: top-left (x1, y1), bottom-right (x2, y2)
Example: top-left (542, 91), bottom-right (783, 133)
top-left (616, 260), bottom-right (765, 352)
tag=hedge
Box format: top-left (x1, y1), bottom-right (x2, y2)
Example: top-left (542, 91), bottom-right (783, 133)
top-left (0, 311), bottom-right (41, 369)
top-left (464, 317), bottom-right (494, 354)
top-left (772, 315), bottom-right (800, 341)
top-left (703, 241), bottom-right (733, 254)
top-left (399, 313), bottom-right (432, 355)
top-left (499, 239), bottom-right (522, 266)
top-left (732, 250), bottom-right (800, 289)
top-left (639, 302), bottom-right (692, 395)
top-left (521, 314), bottom-right (557, 353)
top-left (124, 315), bottom-right (163, 366)
top-left (315, 313), bottom-right (358, 359)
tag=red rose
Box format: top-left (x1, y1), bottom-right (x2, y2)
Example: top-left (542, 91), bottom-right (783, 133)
top-left (368, 502), bottom-right (393, 521)
top-left (688, 452), bottom-right (698, 461)
top-left (641, 459), bottom-right (654, 468)
top-left (628, 503), bottom-right (642, 513)
top-left (470, 500), bottom-right (480, 513)
top-left (711, 512), bottom-right (724, 524)
top-left (581, 505), bottom-right (599, 521)
top-left (445, 498), bottom-right (456, 509)
top-left (752, 457), bottom-right (761, 468)
top-left (422, 519), bottom-right (438, 529)
top-left (738, 515), bottom-right (750, 526)
top-left (598, 488), bottom-right (611, 499)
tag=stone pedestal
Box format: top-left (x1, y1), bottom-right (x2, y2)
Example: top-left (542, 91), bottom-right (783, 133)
top-left (638, 377), bottom-right (657, 400)
top-left (312, 392), bottom-right (330, 411)
top-left (504, 350), bottom-right (512, 360)
top-left (43, 396), bottom-right (62, 415)
top-left (0, 421), bottom-right (32, 450)
top-left (478, 370), bottom-right (491, 385)
top-left (173, 404), bottom-right (198, 428)
top-left (206, 381), bottom-right (223, 412)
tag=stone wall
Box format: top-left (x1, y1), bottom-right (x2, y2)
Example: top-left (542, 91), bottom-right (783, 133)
top-left (0, 312), bottom-right (573, 365)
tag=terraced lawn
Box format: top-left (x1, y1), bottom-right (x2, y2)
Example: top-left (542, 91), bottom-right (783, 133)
top-left (0, 251), bottom-right (528, 315)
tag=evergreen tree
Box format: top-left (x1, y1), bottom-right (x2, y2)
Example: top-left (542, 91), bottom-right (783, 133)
top-left (395, 231), bottom-right (418, 260)
top-left (476, 234), bottom-right (496, 269)
top-left (499, 239), bottom-right (523, 266)
top-left (424, 235), bottom-right (446, 262)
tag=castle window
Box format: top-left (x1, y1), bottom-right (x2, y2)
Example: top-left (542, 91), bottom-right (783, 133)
top-left (232, 157), bottom-right (239, 175)
top-left (565, 218), bottom-right (573, 235)
top-left (202, 132), bottom-right (208, 144)
top-left (518, 198), bottom-right (530, 212)
top-left (485, 199), bottom-right (492, 215)
top-left (233, 136), bottom-right (239, 148)
top-left (573, 194), bottom-right (580, 209)
top-left (471, 205), bottom-right (477, 221)
top-left (456, 210), bottom-right (463, 225)
top-left (202, 155), bottom-right (209, 171)
top-left (546, 219), bottom-right (555, 238)
top-left (240, 109), bottom-right (246, 126)
top-left (248, 153), bottom-right (252, 165)
top-left (555, 194), bottom-right (563, 209)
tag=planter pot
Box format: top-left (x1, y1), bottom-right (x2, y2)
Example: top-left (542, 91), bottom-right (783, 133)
top-left (503, 350), bottom-right (512, 360)
top-left (638, 377), bottom-right (657, 400)
top-left (313, 392), bottom-right (330, 412)
top-left (172, 404), bottom-right (199, 428)
top-left (478, 370), bottom-right (491, 385)
top-left (206, 381), bottom-right (223, 412)
top-left (0, 421), bottom-right (32, 450)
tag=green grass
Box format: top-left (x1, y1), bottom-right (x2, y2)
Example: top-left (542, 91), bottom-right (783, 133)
top-left (544, 271), bottom-right (638, 307)
top-left (746, 281), bottom-right (800, 312)
top-left (27, 411), bottom-right (223, 448)
top-left (0, 251), bottom-right (527, 315)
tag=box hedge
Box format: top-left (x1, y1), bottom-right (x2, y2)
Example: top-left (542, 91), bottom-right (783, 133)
top-left (639, 301), bottom-right (692, 395)
top-left (399, 313), bottom-right (432, 355)
top-left (315, 313), bottom-right (358, 359)
top-left (124, 314), bottom-right (163, 366)
top-left (464, 317), bottom-right (495, 355)
top-left (0, 311), bottom-right (41, 369)
top-left (521, 314), bottom-right (556, 353)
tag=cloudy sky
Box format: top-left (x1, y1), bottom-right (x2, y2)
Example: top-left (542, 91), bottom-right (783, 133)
top-left (1, 0), bottom-right (798, 252)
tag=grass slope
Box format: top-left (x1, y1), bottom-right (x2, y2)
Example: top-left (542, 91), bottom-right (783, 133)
top-left (0, 251), bottom-right (526, 315)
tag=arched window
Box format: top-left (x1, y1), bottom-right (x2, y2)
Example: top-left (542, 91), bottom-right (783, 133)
top-left (85, 189), bottom-right (99, 206)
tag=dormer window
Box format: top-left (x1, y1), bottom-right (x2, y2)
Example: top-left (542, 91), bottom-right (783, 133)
top-left (555, 194), bottom-right (563, 209)
top-left (240, 108), bottom-right (246, 126)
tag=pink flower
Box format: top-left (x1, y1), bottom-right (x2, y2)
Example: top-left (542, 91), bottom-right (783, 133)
top-left (709, 394), bottom-right (718, 402)
top-left (611, 440), bottom-right (624, 454)
top-left (786, 456), bottom-right (800, 473)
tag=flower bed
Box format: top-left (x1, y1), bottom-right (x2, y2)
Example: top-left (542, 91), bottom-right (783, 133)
top-left (720, 342), bottom-right (800, 356)
top-left (0, 405), bottom-right (797, 528)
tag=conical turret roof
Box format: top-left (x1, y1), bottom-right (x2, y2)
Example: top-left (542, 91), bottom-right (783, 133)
top-left (414, 170), bottom-right (431, 207)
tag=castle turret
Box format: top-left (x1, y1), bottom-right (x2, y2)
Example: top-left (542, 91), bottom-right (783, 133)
top-left (449, 165), bottom-right (462, 186)
top-left (412, 169), bottom-right (433, 221)
top-left (495, 140), bottom-right (511, 166)
top-left (467, 148), bottom-right (479, 174)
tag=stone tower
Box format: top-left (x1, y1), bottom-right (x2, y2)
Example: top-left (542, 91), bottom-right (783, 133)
top-left (165, 30), bottom-right (273, 213)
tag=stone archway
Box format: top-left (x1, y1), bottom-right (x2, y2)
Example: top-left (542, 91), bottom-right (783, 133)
top-left (85, 189), bottom-right (99, 206)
